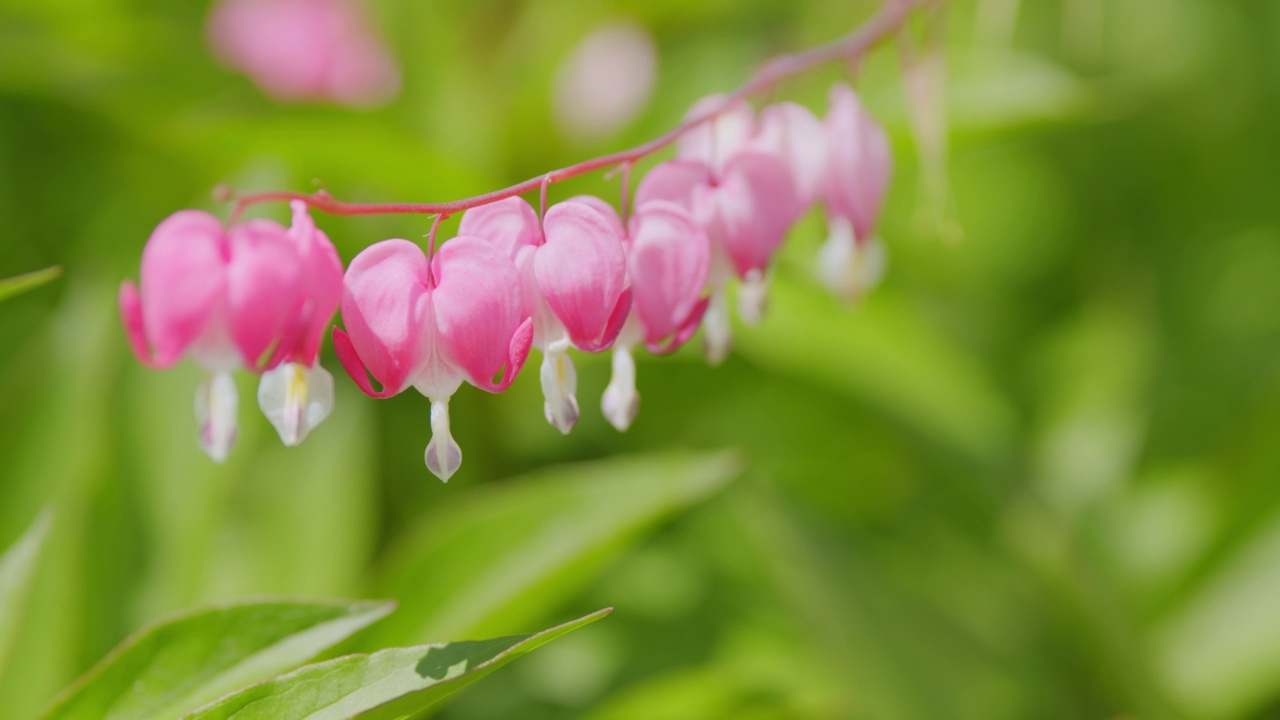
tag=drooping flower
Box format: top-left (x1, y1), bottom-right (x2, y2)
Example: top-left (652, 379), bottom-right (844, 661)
top-left (119, 201), bottom-right (344, 461)
top-left (817, 83), bottom-right (892, 301)
top-left (637, 95), bottom-right (801, 363)
top-left (749, 101), bottom-right (828, 210)
top-left (567, 196), bottom-right (711, 431)
top-left (458, 197), bottom-right (631, 434)
top-left (332, 235), bottom-right (533, 481)
top-left (207, 0), bottom-right (400, 108)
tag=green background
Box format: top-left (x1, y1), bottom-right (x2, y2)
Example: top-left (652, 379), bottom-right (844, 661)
top-left (3, 0), bottom-right (1280, 717)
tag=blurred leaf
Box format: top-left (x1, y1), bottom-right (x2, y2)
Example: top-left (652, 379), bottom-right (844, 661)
top-left (370, 451), bottom-right (740, 645)
top-left (949, 52), bottom-right (1093, 135)
top-left (0, 266), bottom-right (61, 302)
top-left (736, 276), bottom-right (1015, 464)
top-left (0, 279), bottom-right (121, 719)
top-left (1152, 511), bottom-right (1280, 719)
top-left (1032, 300), bottom-right (1154, 514)
top-left (183, 608), bottom-right (611, 720)
top-left (39, 599), bottom-right (395, 720)
top-left (0, 509), bottom-right (52, 684)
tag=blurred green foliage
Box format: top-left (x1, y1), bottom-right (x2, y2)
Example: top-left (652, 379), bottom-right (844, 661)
top-left (2, 0), bottom-right (1280, 718)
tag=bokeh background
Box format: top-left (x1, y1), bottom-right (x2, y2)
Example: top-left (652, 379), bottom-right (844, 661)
top-left (2, 0), bottom-right (1279, 717)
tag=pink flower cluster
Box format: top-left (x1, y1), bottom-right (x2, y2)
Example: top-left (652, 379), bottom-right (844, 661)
top-left (120, 85), bottom-right (890, 480)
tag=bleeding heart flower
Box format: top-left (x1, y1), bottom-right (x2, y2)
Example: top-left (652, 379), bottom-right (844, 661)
top-left (332, 235), bottom-right (533, 481)
top-left (568, 196), bottom-right (711, 431)
top-left (207, 0), bottom-right (400, 108)
top-left (119, 201), bottom-right (343, 461)
top-left (676, 95), bottom-right (756, 178)
top-left (818, 83), bottom-right (892, 301)
top-left (459, 197), bottom-right (631, 434)
top-left (636, 148), bottom-right (799, 363)
top-left (750, 101), bottom-right (828, 209)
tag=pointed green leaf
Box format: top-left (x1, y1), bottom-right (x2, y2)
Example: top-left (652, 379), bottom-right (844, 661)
top-left (0, 509), bottom-right (53, 683)
top-left (184, 608), bottom-right (612, 720)
top-left (0, 266), bottom-right (62, 302)
top-left (371, 451), bottom-right (740, 645)
top-left (40, 599), bottom-right (395, 720)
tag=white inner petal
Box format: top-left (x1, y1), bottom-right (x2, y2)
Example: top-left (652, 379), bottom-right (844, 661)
top-left (195, 371), bottom-right (238, 463)
top-left (816, 215), bottom-right (858, 299)
top-left (425, 397), bottom-right (462, 482)
top-left (703, 284), bottom-right (732, 366)
top-left (257, 362), bottom-right (335, 447)
top-left (737, 269), bottom-right (770, 326)
top-left (540, 349), bottom-right (580, 434)
top-left (816, 216), bottom-right (888, 302)
top-left (602, 344), bottom-right (639, 432)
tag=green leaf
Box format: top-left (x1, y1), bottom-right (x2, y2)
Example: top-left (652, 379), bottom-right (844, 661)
top-left (0, 509), bottom-right (53, 683)
top-left (370, 451), bottom-right (740, 646)
top-left (0, 266), bottom-right (62, 302)
top-left (183, 608), bottom-right (612, 720)
top-left (39, 599), bottom-right (395, 720)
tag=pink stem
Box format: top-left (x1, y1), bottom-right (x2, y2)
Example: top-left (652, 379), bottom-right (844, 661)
top-left (425, 212), bottom-right (448, 287)
top-left (619, 161), bottom-right (633, 225)
top-left (230, 0), bottom-right (932, 221)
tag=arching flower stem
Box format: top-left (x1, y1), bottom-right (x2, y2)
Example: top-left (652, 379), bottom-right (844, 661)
top-left (226, 0), bottom-right (935, 223)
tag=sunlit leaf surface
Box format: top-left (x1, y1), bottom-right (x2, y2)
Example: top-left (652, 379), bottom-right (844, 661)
top-left (39, 600), bottom-right (394, 720)
top-left (184, 608), bottom-right (610, 720)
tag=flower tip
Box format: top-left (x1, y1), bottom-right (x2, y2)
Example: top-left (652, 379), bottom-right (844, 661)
top-left (258, 362), bottom-right (335, 447)
top-left (546, 395), bottom-right (580, 435)
top-left (540, 351), bottom-right (580, 434)
top-left (426, 398), bottom-right (462, 482)
top-left (425, 437), bottom-right (462, 482)
top-left (602, 346), bottom-right (639, 432)
top-left (196, 371), bottom-right (239, 462)
top-left (816, 222), bottom-right (887, 303)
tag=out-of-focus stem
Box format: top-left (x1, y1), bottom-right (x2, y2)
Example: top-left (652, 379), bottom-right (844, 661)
top-left (229, 0), bottom-right (939, 224)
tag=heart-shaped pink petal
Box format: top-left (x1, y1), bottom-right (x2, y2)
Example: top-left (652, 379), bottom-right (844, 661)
top-left (432, 235), bottom-right (530, 391)
top-left (627, 200), bottom-right (710, 345)
top-left (225, 219), bottom-right (306, 369)
top-left (825, 83), bottom-right (891, 241)
top-left (535, 200), bottom-right (630, 351)
top-left (338, 238), bottom-right (432, 396)
top-left (752, 101), bottom-right (828, 208)
top-left (457, 196), bottom-right (544, 259)
top-left (711, 150), bottom-right (800, 277)
top-left (137, 210), bottom-right (229, 367)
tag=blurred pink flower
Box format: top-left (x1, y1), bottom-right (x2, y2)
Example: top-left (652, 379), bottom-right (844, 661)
top-left (638, 96), bottom-right (801, 362)
top-left (569, 195), bottom-right (710, 431)
top-left (750, 101), bottom-right (827, 209)
top-left (119, 201), bottom-right (343, 460)
top-left (817, 83), bottom-right (892, 301)
top-left (459, 197), bottom-right (631, 434)
top-left (332, 235), bottom-right (533, 481)
top-left (553, 21), bottom-right (658, 142)
top-left (207, 0), bottom-right (400, 107)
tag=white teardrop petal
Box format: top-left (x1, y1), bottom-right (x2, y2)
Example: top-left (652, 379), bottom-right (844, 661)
top-left (257, 362), bottom-right (336, 447)
top-left (540, 349), bottom-right (580, 435)
top-left (425, 398), bottom-right (462, 482)
top-left (602, 345), bottom-right (639, 432)
top-left (702, 284), bottom-right (732, 366)
top-left (195, 371), bottom-right (239, 463)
